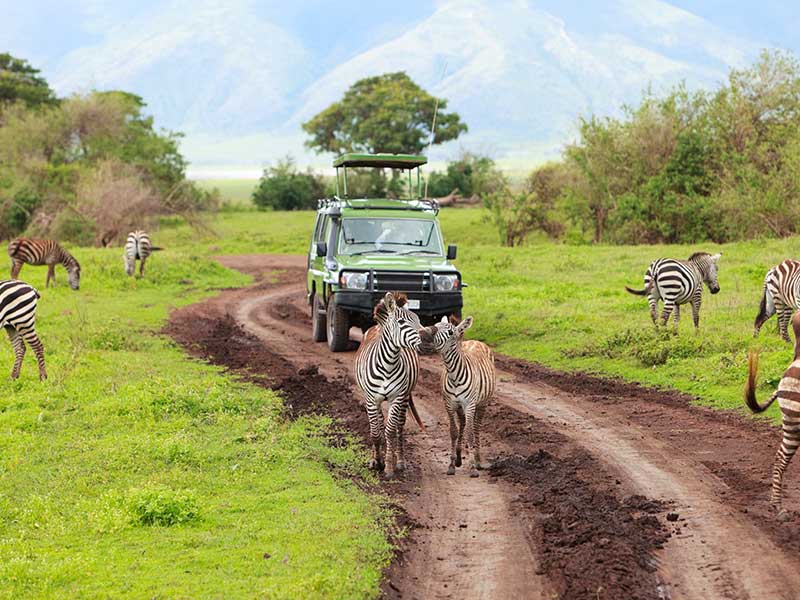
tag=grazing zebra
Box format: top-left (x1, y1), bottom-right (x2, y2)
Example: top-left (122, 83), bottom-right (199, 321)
top-left (8, 238), bottom-right (81, 290)
top-left (754, 259), bottom-right (800, 343)
top-left (354, 292), bottom-right (424, 478)
top-left (745, 311), bottom-right (800, 515)
top-left (423, 315), bottom-right (496, 477)
top-left (124, 231), bottom-right (153, 277)
top-left (0, 280), bottom-right (46, 380)
top-left (625, 252), bottom-right (722, 329)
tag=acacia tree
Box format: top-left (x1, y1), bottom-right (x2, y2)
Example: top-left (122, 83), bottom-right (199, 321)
top-left (0, 53), bottom-right (57, 109)
top-left (302, 72), bottom-right (467, 155)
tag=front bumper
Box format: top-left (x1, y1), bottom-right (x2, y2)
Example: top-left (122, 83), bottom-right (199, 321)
top-left (334, 290), bottom-right (462, 317)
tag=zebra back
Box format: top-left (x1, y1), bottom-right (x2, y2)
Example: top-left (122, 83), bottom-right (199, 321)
top-left (0, 280), bottom-right (40, 329)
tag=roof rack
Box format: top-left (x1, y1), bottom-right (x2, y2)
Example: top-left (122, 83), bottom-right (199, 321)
top-left (332, 153), bottom-right (427, 170)
top-left (317, 197), bottom-right (439, 216)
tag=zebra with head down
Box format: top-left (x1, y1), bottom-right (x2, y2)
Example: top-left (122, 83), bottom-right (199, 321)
top-left (354, 292), bottom-right (424, 478)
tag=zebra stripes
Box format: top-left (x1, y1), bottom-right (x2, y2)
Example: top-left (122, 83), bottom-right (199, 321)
top-left (424, 315), bottom-right (496, 477)
top-left (8, 238), bottom-right (81, 290)
top-left (0, 280), bottom-right (46, 380)
top-left (754, 259), bottom-right (800, 342)
top-left (125, 231), bottom-right (152, 277)
top-left (744, 311), bottom-right (800, 514)
top-left (625, 252), bottom-right (722, 329)
top-left (354, 292), bottom-right (423, 477)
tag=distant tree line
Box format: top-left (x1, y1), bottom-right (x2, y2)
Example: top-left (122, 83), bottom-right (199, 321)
top-left (0, 52), bottom-right (214, 245)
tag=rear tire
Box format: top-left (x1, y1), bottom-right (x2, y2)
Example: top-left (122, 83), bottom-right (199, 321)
top-left (327, 296), bottom-right (351, 352)
top-left (311, 295), bottom-right (327, 342)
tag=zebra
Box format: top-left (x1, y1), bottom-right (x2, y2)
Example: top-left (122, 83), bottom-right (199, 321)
top-left (0, 280), bottom-right (47, 380)
top-left (744, 311), bottom-right (800, 515)
top-left (754, 259), bottom-right (800, 343)
top-left (422, 315), bottom-right (496, 477)
top-left (125, 231), bottom-right (153, 277)
top-left (8, 238), bottom-right (81, 290)
top-left (625, 252), bottom-right (722, 329)
top-left (354, 292), bottom-right (424, 478)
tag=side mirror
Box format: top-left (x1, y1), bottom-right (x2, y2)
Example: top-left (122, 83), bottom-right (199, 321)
top-left (446, 244), bottom-right (457, 260)
top-left (316, 242), bottom-right (327, 257)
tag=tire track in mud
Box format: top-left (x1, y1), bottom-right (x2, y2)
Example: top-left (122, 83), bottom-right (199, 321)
top-left (165, 254), bottom-right (800, 600)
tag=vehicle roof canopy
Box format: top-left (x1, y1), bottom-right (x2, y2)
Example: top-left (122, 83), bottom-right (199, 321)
top-left (332, 153), bottom-right (427, 170)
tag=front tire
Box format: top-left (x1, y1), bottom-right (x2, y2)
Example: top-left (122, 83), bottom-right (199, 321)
top-left (326, 296), bottom-right (350, 352)
top-left (311, 295), bottom-right (327, 342)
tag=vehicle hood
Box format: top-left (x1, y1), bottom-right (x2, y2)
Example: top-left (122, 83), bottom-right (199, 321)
top-left (335, 254), bottom-right (457, 272)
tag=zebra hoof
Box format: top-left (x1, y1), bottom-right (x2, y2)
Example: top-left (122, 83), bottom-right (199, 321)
top-left (475, 462), bottom-right (487, 471)
top-left (469, 468), bottom-right (479, 478)
top-left (383, 471), bottom-right (396, 481)
top-left (395, 462), bottom-right (405, 473)
top-left (777, 509), bottom-right (793, 521)
top-left (455, 455), bottom-right (462, 468)
top-left (447, 465), bottom-right (456, 476)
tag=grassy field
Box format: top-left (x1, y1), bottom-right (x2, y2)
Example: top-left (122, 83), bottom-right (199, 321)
top-left (0, 247), bottom-right (392, 598)
top-left (157, 208), bottom-right (796, 421)
top-left (195, 179), bottom-right (258, 207)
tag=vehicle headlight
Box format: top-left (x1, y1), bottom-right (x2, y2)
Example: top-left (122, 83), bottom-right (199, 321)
top-left (340, 271), bottom-right (368, 290)
top-left (433, 274), bottom-right (459, 291)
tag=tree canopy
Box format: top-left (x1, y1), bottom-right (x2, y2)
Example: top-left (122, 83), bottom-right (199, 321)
top-left (302, 72), bottom-right (467, 155)
top-left (0, 53), bottom-right (57, 109)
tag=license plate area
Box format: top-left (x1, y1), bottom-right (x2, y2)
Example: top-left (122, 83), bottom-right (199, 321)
top-left (407, 299), bottom-right (420, 310)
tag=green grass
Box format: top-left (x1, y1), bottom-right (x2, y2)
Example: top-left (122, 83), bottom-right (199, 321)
top-left (195, 178), bottom-right (258, 207)
top-left (0, 248), bottom-right (392, 598)
top-left (156, 207), bottom-right (795, 422)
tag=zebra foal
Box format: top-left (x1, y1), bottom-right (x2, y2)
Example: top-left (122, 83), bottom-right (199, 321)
top-left (625, 252), bottom-right (721, 329)
top-left (745, 311), bottom-right (800, 515)
top-left (354, 292), bottom-right (424, 478)
top-left (754, 259), bottom-right (800, 342)
top-left (8, 238), bottom-right (81, 290)
top-left (422, 315), bottom-right (495, 477)
top-left (125, 231), bottom-right (153, 277)
top-left (0, 280), bottom-right (46, 380)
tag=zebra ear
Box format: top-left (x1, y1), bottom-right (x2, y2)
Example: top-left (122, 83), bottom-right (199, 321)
top-left (383, 292), bottom-right (396, 312)
top-left (711, 253), bottom-right (722, 262)
top-left (456, 316), bottom-right (473, 335)
top-left (440, 316), bottom-right (448, 325)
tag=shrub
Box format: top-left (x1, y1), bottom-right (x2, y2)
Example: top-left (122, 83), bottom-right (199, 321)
top-left (251, 157), bottom-right (325, 210)
top-left (426, 152), bottom-right (501, 198)
top-left (129, 486), bottom-right (200, 526)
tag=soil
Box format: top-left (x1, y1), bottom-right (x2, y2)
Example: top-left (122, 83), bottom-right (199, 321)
top-left (165, 253), bottom-right (800, 600)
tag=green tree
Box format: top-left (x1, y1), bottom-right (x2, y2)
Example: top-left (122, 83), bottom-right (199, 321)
top-left (302, 72), bottom-right (467, 155)
top-left (251, 158), bottom-right (325, 211)
top-left (426, 153), bottom-right (498, 198)
top-left (0, 53), bottom-right (57, 109)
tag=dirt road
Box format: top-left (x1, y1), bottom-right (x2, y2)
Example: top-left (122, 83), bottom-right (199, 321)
top-left (166, 254), bottom-right (800, 600)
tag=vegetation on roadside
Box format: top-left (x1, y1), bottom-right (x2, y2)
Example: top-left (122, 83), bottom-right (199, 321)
top-left (0, 247), bottom-right (392, 599)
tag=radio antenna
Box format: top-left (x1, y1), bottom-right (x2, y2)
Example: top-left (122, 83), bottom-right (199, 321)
top-left (424, 61), bottom-right (448, 199)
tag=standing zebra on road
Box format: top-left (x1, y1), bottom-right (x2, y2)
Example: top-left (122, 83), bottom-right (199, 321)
top-left (754, 259), bottom-right (800, 343)
top-left (745, 311), bottom-right (800, 515)
top-left (422, 315), bottom-right (496, 477)
top-left (354, 292), bottom-right (424, 478)
top-left (125, 231), bottom-right (154, 277)
top-left (8, 238), bottom-right (81, 290)
top-left (0, 280), bottom-right (47, 380)
top-left (625, 252), bottom-right (722, 329)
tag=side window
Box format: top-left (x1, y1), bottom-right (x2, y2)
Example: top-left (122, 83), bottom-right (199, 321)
top-left (311, 214), bottom-right (322, 243)
top-left (315, 216), bottom-right (328, 243)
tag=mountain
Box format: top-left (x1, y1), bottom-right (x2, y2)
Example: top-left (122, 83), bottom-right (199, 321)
top-left (0, 0), bottom-right (779, 170)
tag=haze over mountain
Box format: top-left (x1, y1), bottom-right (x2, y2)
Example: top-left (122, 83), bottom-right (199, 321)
top-left (3, 0), bottom-right (797, 172)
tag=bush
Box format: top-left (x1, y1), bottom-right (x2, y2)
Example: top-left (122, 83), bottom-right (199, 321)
top-left (129, 486), bottom-right (200, 526)
top-left (426, 152), bottom-right (500, 198)
top-left (251, 157), bottom-right (325, 210)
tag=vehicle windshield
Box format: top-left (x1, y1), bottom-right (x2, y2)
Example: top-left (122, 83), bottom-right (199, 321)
top-left (338, 218), bottom-right (443, 256)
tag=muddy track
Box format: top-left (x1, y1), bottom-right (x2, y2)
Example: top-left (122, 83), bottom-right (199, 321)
top-left (166, 254), bottom-right (800, 600)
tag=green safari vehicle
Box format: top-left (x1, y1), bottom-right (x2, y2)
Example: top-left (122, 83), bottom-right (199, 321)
top-left (307, 153), bottom-right (463, 352)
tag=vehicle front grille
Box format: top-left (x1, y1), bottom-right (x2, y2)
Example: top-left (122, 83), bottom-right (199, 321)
top-left (372, 271), bottom-right (430, 292)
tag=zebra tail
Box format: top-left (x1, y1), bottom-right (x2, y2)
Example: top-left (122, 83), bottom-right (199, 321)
top-left (744, 350), bottom-right (778, 413)
top-left (7, 239), bottom-right (21, 257)
top-left (408, 395), bottom-right (426, 432)
top-left (149, 246), bottom-right (164, 252)
top-left (625, 285), bottom-right (648, 296)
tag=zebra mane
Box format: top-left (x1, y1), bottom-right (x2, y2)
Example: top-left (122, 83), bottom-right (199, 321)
top-left (687, 252), bottom-right (711, 262)
top-left (373, 293), bottom-right (408, 322)
top-left (448, 314), bottom-right (461, 326)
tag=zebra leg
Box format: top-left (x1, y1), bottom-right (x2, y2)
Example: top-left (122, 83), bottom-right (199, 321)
top-left (5, 326), bottom-right (25, 379)
top-left (660, 301), bottom-right (675, 327)
top-left (383, 401), bottom-right (404, 479)
top-left (125, 257), bottom-right (134, 277)
top-left (446, 399), bottom-right (458, 475)
top-left (770, 424), bottom-right (800, 514)
top-left (366, 400), bottom-right (384, 471)
top-left (648, 295), bottom-right (658, 325)
top-left (19, 328), bottom-right (46, 381)
top-left (778, 305), bottom-right (793, 343)
top-left (140, 256), bottom-right (146, 277)
top-left (673, 304), bottom-right (681, 331)
top-left (691, 297), bottom-right (701, 330)
top-left (465, 404), bottom-right (482, 477)
top-left (395, 397), bottom-right (408, 473)
top-left (456, 405), bottom-right (466, 468)
top-left (46, 264), bottom-right (55, 288)
top-left (10, 260), bottom-right (22, 279)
